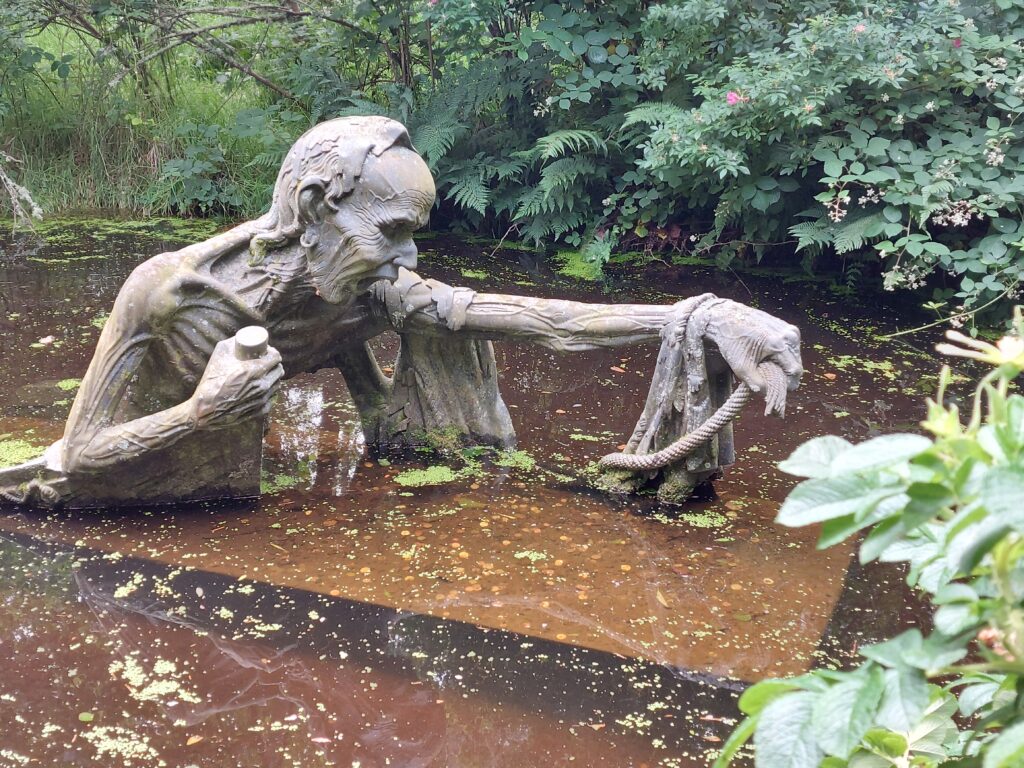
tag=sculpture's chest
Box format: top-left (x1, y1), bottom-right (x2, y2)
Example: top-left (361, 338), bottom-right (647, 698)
top-left (263, 296), bottom-right (385, 375)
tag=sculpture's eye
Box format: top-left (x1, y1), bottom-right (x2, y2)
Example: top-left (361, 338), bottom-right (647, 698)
top-left (381, 219), bottom-right (415, 241)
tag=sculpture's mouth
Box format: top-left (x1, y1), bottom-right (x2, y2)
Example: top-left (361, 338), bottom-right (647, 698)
top-left (356, 251), bottom-right (417, 292)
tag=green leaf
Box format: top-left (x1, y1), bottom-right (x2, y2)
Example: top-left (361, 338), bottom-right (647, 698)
top-left (883, 206), bottom-right (903, 223)
top-left (778, 436), bottom-right (853, 478)
top-left (876, 668), bottom-right (929, 732)
top-left (778, 477), bottom-right (901, 527)
top-left (981, 467), bottom-right (1024, 526)
top-left (958, 680), bottom-right (1001, 716)
top-left (862, 630), bottom-right (923, 668)
top-left (864, 727), bottom-right (908, 758)
top-left (812, 667), bottom-right (885, 758)
top-left (754, 691), bottom-right (824, 768)
top-left (824, 159), bottom-right (845, 177)
top-left (949, 516), bottom-right (1010, 573)
top-left (859, 517), bottom-right (903, 563)
top-left (830, 434), bottom-right (931, 475)
top-left (712, 714), bottom-right (756, 768)
top-left (933, 602), bottom-right (979, 636)
top-left (984, 721), bottom-right (1024, 768)
top-left (740, 680), bottom-right (802, 715)
top-left (903, 483), bottom-right (953, 527)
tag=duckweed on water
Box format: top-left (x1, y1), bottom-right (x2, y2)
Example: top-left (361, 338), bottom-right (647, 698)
top-left (680, 511), bottom-right (729, 529)
top-left (493, 449), bottom-right (536, 471)
top-left (393, 465), bottom-right (459, 487)
top-left (260, 473), bottom-right (301, 494)
top-left (56, 378), bottom-right (81, 391)
top-left (0, 439), bottom-right (45, 468)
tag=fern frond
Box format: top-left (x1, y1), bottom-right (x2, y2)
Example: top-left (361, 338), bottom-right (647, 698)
top-left (413, 114), bottom-right (465, 167)
top-left (488, 157), bottom-right (528, 181)
top-left (623, 103), bottom-right (687, 128)
top-left (513, 186), bottom-right (547, 219)
top-left (535, 130), bottom-right (607, 160)
top-left (446, 172), bottom-right (490, 214)
top-left (538, 157), bottom-right (598, 195)
top-left (789, 220), bottom-right (834, 252)
top-left (832, 212), bottom-right (885, 254)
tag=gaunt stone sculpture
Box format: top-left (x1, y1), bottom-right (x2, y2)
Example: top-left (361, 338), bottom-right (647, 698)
top-left (0, 116), bottom-right (803, 508)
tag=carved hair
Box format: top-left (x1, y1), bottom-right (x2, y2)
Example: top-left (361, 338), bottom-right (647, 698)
top-left (249, 116), bottom-right (413, 263)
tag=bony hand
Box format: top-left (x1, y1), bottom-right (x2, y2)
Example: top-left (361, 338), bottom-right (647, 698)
top-left (189, 337), bottom-right (284, 429)
top-left (704, 301), bottom-right (803, 415)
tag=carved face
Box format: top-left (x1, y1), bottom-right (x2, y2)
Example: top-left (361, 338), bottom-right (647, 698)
top-left (306, 147), bottom-right (435, 304)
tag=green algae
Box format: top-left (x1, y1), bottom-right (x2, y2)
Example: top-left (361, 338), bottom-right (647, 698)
top-left (393, 465), bottom-right (459, 487)
top-left (555, 250), bottom-right (603, 281)
top-left (493, 449), bottom-right (536, 472)
top-left (679, 510), bottom-right (729, 529)
top-left (0, 439), bottom-right (46, 468)
top-left (459, 268), bottom-right (489, 280)
top-left (260, 473), bottom-right (300, 494)
top-left (4, 215), bottom-right (223, 248)
top-left (825, 353), bottom-right (899, 381)
top-left (56, 378), bottom-right (81, 391)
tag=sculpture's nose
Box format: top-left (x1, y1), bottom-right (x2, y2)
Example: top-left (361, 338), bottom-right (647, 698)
top-left (393, 243), bottom-right (418, 270)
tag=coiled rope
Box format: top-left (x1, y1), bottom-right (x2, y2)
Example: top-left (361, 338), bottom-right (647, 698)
top-left (598, 360), bottom-right (786, 472)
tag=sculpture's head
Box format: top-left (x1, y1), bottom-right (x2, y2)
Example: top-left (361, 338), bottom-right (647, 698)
top-left (251, 116), bottom-right (435, 303)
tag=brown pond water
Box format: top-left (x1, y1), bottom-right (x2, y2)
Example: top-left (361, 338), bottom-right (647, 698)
top-left (0, 218), bottom-right (942, 767)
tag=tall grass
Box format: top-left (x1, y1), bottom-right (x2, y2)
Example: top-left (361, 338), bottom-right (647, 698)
top-left (0, 27), bottom-right (282, 217)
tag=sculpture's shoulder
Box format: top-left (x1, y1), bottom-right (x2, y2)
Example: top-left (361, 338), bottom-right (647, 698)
top-left (114, 219), bottom-right (263, 326)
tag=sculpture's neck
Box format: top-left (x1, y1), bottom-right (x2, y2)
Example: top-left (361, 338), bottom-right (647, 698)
top-left (237, 243), bottom-right (320, 319)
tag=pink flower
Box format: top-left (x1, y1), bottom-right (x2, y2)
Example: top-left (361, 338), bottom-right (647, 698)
top-left (953, 37), bottom-right (962, 48)
top-left (853, 23), bottom-right (866, 33)
top-left (726, 91), bottom-right (741, 106)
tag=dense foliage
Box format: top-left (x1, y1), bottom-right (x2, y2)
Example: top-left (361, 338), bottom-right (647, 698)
top-left (715, 310), bottom-right (1024, 767)
top-left (2, 1), bottom-right (1024, 318)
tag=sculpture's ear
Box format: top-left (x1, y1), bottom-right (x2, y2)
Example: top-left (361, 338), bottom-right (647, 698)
top-left (296, 181), bottom-right (326, 227)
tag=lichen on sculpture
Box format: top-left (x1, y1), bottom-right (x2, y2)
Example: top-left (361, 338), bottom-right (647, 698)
top-left (0, 116), bottom-right (803, 509)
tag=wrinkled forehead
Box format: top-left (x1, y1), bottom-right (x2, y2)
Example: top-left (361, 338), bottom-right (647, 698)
top-left (356, 147), bottom-right (436, 220)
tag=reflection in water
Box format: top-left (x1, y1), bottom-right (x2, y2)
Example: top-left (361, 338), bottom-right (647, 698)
top-left (0, 535), bottom-right (737, 766)
top-left (334, 420), bottom-right (366, 497)
top-left (275, 382), bottom-right (326, 489)
top-left (78, 570), bottom-right (447, 766)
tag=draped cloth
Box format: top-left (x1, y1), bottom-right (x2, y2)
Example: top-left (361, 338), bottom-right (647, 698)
top-left (367, 270), bottom-right (515, 449)
top-left (612, 294), bottom-right (737, 501)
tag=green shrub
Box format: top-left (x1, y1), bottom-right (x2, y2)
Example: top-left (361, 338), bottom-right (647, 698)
top-left (714, 307), bottom-right (1024, 767)
top-left (5, 0), bottom-right (1024, 319)
top-left (631, 0), bottom-right (1024, 322)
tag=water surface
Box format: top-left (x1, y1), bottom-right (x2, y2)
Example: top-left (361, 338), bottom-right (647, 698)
top-left (0, 218), bottom-right (938, 766)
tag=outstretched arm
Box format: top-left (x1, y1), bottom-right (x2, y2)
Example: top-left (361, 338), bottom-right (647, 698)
top-left (372, 269), bottom-right (801, 392)
top-left (374, 269), bottom-right (679, 352)
top-left (454, 292), bottom-right (677, 352)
